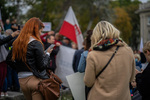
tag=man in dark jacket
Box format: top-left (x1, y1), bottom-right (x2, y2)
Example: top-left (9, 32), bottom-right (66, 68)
top-left (44, 34), bottom-right (60, 72)
top-left (136, 41), bottom-right (150, 100)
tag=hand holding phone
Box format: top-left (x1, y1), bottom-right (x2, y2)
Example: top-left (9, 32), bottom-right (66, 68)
top-left (45, 44), bottom-right (55, 53)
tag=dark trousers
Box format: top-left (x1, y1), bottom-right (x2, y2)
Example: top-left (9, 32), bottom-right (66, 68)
top-left (0, 62), bottom-right (7, 93)
top-left (7, 66), bottom-right (20, 91)
top-left (2, 78), bottom-right (7, 92)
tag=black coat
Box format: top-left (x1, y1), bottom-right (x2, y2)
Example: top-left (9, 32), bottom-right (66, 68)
top-left (44, 42), bottom-right (59, 72)
top-left (136, 63), bottom-right (150, 100)
top-left (6, 40), bottom-right (50, 79)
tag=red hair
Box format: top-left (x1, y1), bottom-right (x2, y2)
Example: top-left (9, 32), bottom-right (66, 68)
top-left (12, 17), bottom-right (44, 62)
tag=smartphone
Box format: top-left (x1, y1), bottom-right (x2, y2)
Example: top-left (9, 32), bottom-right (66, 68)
top-left (45, 44), bottom-right (55, 52)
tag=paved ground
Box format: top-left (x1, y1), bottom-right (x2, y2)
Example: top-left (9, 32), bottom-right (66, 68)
top-left (0, 91), bottom-right (25, 100)
top-left (0, 89), bottom-right (73, 100)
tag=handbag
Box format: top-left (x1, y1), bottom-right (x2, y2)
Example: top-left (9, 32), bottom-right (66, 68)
top-left (25, 63), bottom-right (62, 100)
top-left (85, 46), bottom-right (119, 100)
top-left (38, 70), bottom-right (62, 100)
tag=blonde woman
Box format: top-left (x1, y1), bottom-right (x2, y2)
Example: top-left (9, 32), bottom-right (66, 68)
top-left (84, 21), bottom-right (135, 100)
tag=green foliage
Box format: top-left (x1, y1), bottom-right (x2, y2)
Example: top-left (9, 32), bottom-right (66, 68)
top-left (1, 0), bottom-right (141, 49)
top-left (26, 0), bottom-right (112, 33)
top-left (0, 0), bottom-right (17, 21)
top-left (110, 0), bottom-right (141, 49)
top-left (113, 7), bottom-right (132, 44)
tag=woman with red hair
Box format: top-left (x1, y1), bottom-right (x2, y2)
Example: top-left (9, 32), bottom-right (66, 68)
top-left (6, 17), bottom-right (53, 100)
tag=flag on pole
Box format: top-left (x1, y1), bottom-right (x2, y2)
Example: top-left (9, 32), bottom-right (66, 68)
top-left (139, 37), bottom-right (143, 52)
top-left (59, 6), bottom-right (84, 50)
top-left (0, 8), bottom-right (4, 30)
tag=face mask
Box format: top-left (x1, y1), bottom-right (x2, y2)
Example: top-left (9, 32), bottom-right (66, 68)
top-left (135, 58), bottom-right (138, 62)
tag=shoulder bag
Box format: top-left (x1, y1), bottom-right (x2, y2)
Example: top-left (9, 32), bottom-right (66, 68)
top-left (26, 63), bottom-right (62, 100)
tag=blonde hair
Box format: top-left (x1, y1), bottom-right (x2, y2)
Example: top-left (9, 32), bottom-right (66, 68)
top-left (134, 54), bottom-right (141, 61)
top-left (143, 41), bottom-right (150, 53)
top-left (91, 21), bottom-right (120, 49)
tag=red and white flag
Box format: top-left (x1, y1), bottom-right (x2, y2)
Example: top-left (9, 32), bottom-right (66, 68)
top-left (0, 8), bottom-right (4, 30)
top-left (59, 6), bottom-right (84, 49)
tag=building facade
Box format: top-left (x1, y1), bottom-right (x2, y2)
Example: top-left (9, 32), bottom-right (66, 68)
top-left (136, 2), bottom-right (150, 43)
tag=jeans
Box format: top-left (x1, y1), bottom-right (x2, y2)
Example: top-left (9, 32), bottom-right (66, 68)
top-left (2, 78), bottom-right (7, 92)
top-left (7, 66), bottom-right (20, 91)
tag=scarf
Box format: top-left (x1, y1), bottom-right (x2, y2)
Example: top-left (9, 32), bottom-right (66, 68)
top-left (90, 38), bottom-right (122, 51)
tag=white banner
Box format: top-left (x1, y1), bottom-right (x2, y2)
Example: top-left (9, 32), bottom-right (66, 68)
top-left (55, 45), bottom-right (76, 87)
top-left (43, 22), bottom-right (51, 32)
top-left (66, 72), bottom-right (85, 100)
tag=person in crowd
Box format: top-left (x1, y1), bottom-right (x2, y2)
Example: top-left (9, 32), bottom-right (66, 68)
top-left (78, 30), bottom-right (93, 72)
top-left (72, 42), bottom-right (77, 49)
top-left (54, 32), bottom-right (62, 44)
top-left (130, 79), bottom-right (142, 100)
top-left (72, 41), bottom-right (85, 72)
top-left (5, 29), bottom-right (20, 92)
top-left (0, 27), bottom-right (19, 97)
top-left (135, 54), bottom-right (142, 69)
top-left (40, 31), bottom-right (54, 43)
top-left (136, 41), bottom-right (150, 100)
top-left (62, 37), bottom-right (72, 48)
top-left (130, 80), bottom-right (137, 97)
top-left (1, 29), bottom-right (19, 96)
top-left (11, 19), bottom-right (18, 32)
top-left (6, 17), bottom-right (53, 100)
top-left (4, 19), bottom-right (11, 30)
top-left (84, 21), bottom-right (135, 100)
top-left (44, 34), bottom-right (60, 73)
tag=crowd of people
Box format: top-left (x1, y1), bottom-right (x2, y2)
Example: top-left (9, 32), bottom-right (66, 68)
top-left (0, 17), bottom-right (150, 100)
top-left (0, 18), bottom-right (77, 98)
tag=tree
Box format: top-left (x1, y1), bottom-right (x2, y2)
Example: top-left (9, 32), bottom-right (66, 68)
top-left (0, 0), bottom-right (40, 24)
top-left (26, 0), bottom-right (112, 33)
top-left (110, 0), bottom-right (141, 49)
top-left (113, 7), bottom-right (132, 44)
top-left (125, 0), bottom-right (141, 50)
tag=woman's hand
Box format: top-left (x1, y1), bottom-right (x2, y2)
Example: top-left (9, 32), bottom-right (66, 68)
top-left (135, 69), bottom-right (142, 75)
top-left (11, 30), bottom-right (20, 37)
top-left (47, 47), bottom-right (53, 54)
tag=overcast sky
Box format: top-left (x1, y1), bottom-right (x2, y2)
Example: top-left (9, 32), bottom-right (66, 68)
top-left (140, 0), bottom-right (148, 3)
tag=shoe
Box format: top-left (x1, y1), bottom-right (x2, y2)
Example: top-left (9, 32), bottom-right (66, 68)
top-left (4, 92), bottom-right (8, 97)
top-left (1, 92), bottom-right (4, 97)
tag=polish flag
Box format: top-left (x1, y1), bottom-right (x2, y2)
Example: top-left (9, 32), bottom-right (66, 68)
top-left (59, 6), bottom-right (84, 49)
